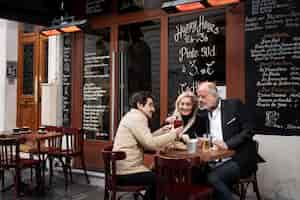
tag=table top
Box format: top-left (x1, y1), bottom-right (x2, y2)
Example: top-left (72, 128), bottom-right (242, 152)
top-left (0, 130), bottom-right (63, 153)
top-left (159, 147), bottom-right (235, 163)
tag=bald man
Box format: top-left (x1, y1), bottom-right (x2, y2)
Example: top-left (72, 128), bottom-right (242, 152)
top-left (196, 81), bottom-right (257, 200)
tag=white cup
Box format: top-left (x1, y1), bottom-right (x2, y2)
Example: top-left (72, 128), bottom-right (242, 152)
top-left (187, 138), bottom-right (198, 154)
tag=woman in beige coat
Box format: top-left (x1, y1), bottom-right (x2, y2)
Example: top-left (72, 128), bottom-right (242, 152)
top-left (113, 91), bottom-right (182, 200)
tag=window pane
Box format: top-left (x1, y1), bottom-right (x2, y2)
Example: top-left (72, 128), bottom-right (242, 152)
top-left (23, 44), bottom-right (34, 95)
top-left (118, 20), bottom-right (161, 129)
top-left (83, 29), bottom-right (110, 140)
top-left (23, 23), bottom-right (35, 33)
top-left (63, 34), bottom-right (72, 127)
top-left (44, 41), bottom-right (49, 83)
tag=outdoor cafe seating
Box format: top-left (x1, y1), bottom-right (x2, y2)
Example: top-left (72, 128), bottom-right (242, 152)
top-left (0, 126), bottom-right (90, 197)
top-left (0, 137), bottom-right (43, 197)
top-left (102, 145), bottom-right (148, 200)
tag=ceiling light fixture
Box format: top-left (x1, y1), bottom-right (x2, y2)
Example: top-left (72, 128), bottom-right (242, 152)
top-left (161, 0), bottom-right (240, 13)
top-left (176, 2), bottom-right (205, 12)
top-left (41, 0), bottom-right (87, 36)
top-left (207, 0), bottom-right (240, 6)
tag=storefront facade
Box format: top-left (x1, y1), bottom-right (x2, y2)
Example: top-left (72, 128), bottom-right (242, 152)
top-left (56, 2), bottom-right (246, 171)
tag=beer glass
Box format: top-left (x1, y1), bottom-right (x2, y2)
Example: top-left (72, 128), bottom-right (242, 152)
top-left (202, 134), bottom-right (210, 151)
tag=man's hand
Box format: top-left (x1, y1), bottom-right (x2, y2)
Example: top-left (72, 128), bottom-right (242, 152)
top-left (161, 124), bottom-right (172, 132)
top-left (173, 126), bottom-right (184, 138)
top-left (213, 139), bottom-right (228, 150)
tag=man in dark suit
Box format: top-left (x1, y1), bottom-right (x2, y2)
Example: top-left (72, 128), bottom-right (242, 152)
top-left (196, 81), bottom-right (257, 200)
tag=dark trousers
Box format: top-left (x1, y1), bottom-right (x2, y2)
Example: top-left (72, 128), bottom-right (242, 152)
top-left (116, 171), bottom-right (156, 200)
top-left (207, 160), bottom-right (240, 200)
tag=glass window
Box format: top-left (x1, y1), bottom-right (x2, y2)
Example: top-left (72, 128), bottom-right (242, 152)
top-left (83, 29), bottom-right (111, 140)
top-left (168, 9), bottom-right (226, 112)
top-left (23, 23), bottom-right (35, 33)
top-left (44, 41), bottom-right (49, 83)
top-left (23, 44), bottom-right (34, 95)
top-left (63, 34), bottom-right (72, 127)
top-left (118, 20), bottom-right (161, 129)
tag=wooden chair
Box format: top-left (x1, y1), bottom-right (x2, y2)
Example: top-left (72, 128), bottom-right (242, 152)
top-left (102, 145), bottom-right (147, 200)
top-left (0, 137), bottom-right (42, 197)
top-left (44, 125), bottom-right (63, 133)
top-left (48, 127), bottom-right (89, 190)
top-left (39, 126), bottom-right (64, 186)
top-left (0, 168), bottom-right (4, 189)
top-left (155, 155), bottom-right (213, 200)
top-left (235, 141), bottom-right (263, 200)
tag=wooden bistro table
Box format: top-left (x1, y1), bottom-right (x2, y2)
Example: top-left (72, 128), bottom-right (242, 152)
top-left (159, 147), bottom-right (235, 164)
top-left (0, 130), bottom-right (63, 193)
top-left (144, 144), bottom-right (235, 169)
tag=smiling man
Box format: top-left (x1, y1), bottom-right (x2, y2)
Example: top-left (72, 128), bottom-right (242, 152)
top-left (196, 81), bottom-right (257, 200)
top-left (113, 91), bottom-right (183, 200)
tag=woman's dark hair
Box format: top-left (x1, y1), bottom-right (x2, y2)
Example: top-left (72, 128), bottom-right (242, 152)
top-left (130, 91), bottom-right (153, 109)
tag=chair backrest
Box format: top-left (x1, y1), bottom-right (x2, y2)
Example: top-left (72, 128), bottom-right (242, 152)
top-left (0, 138), bottom-right (20, 169)
top-left (155, 155), bottom-right (196, 200)
top-left (102, 145), bottom-right (126, 190)
top-left (45, 126), bottom-right (63, 133)
top-left (155, 155), bottom-right (193, 184)
top-left (62, 127), bottom-right (83, 154)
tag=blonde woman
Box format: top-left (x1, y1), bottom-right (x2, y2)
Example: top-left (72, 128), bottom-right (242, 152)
top-left (166, 91), bottom-right (201, 142)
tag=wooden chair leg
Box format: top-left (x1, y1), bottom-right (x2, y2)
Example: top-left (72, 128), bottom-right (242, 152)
top-left (30, 154), bottom-right (33, 182)
top-left (35, 164), bottom-right (44, 194)
top-left (240, 183), bottom-right (246, 200)
top-left (58, 157), bottom-right (68, 190)
top-left (111, 191), bottom-right (116, 200)
top-left (0, 169), bottom-right (4, 189)
top-left (15, 169), bottom-right (21, 197)
top-left (67, 158), bottom-right (73, 184)
top-left (49, 157), bottom-right (54, 185)
top-left (104, 186), bottom-right (109, 200)
top-left (81, 154), bottom-right (90, 184)
top-left (252, 178), bottom-right (262, 200)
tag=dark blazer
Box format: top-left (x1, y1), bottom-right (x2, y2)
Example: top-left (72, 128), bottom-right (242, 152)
top-left (197, 99), bottom-right (257, 177)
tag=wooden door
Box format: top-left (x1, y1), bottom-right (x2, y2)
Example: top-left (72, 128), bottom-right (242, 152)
top-left (17, 33), bottom-right (47, 130)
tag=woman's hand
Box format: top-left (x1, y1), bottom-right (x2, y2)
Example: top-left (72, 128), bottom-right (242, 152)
top-left (165, 115), bottom-right (177, 124)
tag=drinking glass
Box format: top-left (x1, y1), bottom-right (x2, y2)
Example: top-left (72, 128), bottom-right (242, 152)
top-left (173, 119), bottom-right (183, 128)
top-left (202, 134), bottom-right (210, 151)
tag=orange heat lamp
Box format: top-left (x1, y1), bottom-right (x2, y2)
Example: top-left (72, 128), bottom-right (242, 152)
top-left (60, 25), bottom-right (81, 33)
top-left (41, 29), bottom-right (61, 36)
top-left (176, 2), bottom-right (205, 11)
top-left (208, 0), bottom-right (240, 6)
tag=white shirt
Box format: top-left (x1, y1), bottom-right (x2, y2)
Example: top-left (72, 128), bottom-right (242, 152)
top-left (209, 100), bottom-right (223, 141)
top-left (209, 100), bottom-right (231, 165)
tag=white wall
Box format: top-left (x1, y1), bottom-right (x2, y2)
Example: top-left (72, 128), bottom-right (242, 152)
top-left (254, 135), bottom-right (300, 200)
top-left (0, 19), bottom-right (18, 131)
top-left (0, 20), bottom-right (7, 131)
top-left (41, 35), bottom-right (63, 126)
top-left (5, 20), bottom-right (18, 130)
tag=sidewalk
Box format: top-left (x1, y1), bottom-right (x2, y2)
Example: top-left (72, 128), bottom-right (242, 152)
top-left (1, 170), bottom-right (104, 200)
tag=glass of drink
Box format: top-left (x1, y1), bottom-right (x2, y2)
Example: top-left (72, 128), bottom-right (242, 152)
top-left (187, 138), bottom-right (198, 154)
top-left (173, 119), bottom-right (183, 128)
top-left (202, 134), bottom-right (210, 151)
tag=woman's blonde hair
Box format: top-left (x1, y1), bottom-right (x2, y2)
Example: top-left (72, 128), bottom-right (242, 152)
top-left (172, 91), bottom-right (199, 134)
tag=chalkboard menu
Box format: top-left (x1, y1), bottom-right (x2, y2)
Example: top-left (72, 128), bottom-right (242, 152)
top-left (83, 33), bottom-right (110, 140)
top-left (63, 34), bottom-right (72, 127)
top-left (245, 0), bottom-right (300, 135)
top-left (168, 10), bottom-right (225, 111)
top-left (86, 0), bottom-right (109, 15)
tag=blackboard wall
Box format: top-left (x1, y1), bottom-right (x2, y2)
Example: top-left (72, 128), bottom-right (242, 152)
top-left (245, 0), bottom-right (300, 135)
